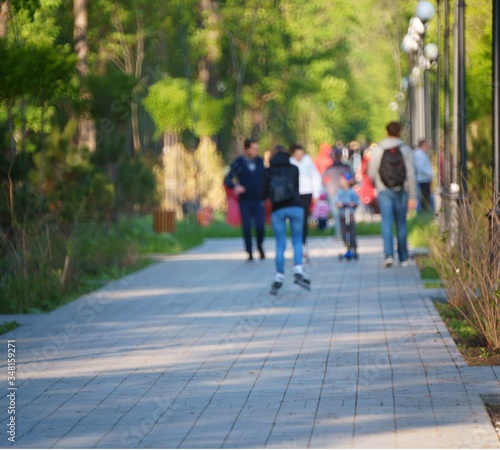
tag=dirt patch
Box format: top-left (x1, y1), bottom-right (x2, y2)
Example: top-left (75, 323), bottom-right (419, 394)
top-left (485, 404), bottom-right (500, 441)
top-left (481, 396), bottom-right (500, 441)
top-left (460, 347), bottom-right (500, 366)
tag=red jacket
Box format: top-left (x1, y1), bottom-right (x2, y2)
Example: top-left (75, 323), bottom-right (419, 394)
top-left (313, 143), bottom-right (333, 176)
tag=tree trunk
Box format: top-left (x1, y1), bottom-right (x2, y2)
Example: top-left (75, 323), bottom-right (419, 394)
top-left (131, 101), bottom-right (141, 155)
top-left (0, 1), bottom-right (9, 39)
top-left (6, 101), bottom-right (15, 158)
top-left (198, 0), bottom-right (219, 96)
top-left (162, 132), bottom-right (183, 215)
top-left (131, 21), bottom-right (145, 155)
top-left (74, 0), bottom-right (96, 151)
top-left (39, 103), bottom-right (45, 192)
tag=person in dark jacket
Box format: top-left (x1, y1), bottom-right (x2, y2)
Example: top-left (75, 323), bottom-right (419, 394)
top-left (224, 138), bottom-right (266, 261)
top-left (262, 144), bottom-right (311, 295)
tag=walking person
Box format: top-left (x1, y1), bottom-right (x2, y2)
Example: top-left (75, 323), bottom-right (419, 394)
top-left (368, 121), bottom-right (417, 267)
top-left (289, 143), bottom-right (322, 258)
top-left (412, 139), bottom-right (434, 213)
top-left (262, 144), bottom-right (311, 295)
top-left (313, 142), bottom-right (333, 176)
top-left (224, 138), bottom-right (266, 261)
top-left (322, 148), bottom-right (354, 240)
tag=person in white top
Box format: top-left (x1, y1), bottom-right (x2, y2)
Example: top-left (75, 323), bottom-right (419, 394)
top-left (289, 143), bottom-right (322, 258)
top-left (412, 139), bottom-right (434, 213)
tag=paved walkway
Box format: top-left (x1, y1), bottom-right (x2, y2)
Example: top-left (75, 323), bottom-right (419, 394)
top-left (1, 236), bottom-right (499, 449)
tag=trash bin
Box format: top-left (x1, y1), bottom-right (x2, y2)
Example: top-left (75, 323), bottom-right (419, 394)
top-left (153, 209), bottom-right (176, 234)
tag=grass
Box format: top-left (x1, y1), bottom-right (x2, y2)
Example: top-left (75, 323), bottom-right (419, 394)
top-left (415, 254), bottom-right (441, 288)
top-left (0, 321), bottom-right (20, 335)
top-left (408, 212), bottom-right (437, 248)
top-left (120, 214), bottom-right (204, 253)
top-left (189, 211), bottom-right (382, 239)
top-left (434, 302), bottom-right (484, 346)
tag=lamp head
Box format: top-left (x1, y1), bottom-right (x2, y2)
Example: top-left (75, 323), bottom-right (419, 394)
top-left (424, 43), bottom-right (439, 61)
top-left (409, 16), bottom-right (425, 36)
top-left (402, 34), bottom-right (418, 53)
top-left (416, 1), bottom-right (435, 24)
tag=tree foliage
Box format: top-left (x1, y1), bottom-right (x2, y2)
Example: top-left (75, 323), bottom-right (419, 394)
top-left (8, 0), bottom-right (489, 158)
top-left (0, 0), bottom-right (495, 312)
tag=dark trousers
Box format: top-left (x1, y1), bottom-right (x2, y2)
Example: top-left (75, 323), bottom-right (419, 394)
top-left (340, 209), bottom-right (357, 250)
top-left (239, 199), bottom-right (265, 255)
top-left (299, 193), bottom-right (313, 245)
top-left (317, 218), bottom-right (328, 231)
top-left (419, 182), bottom-right (432, 212)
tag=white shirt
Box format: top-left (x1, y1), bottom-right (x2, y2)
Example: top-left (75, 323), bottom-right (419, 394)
top-left (290, 154), bottom-right (322, 199)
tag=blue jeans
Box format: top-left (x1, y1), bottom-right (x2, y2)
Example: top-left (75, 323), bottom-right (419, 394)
top-left (271, 206), bottom-right (304, 274)
top-left (378, 189), bottom-right (409, 262)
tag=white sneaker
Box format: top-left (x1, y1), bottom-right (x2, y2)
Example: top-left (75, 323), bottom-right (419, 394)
top-left (382, 256), bottom-right (394, 268)
top-left (400, 258), bottom-right (414, 267)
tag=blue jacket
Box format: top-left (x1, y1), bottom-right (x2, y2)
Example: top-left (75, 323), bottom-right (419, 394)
top-left (333, 187), bottom-right (360, 213)
top-left (224, 155), bottom-right (265, 201)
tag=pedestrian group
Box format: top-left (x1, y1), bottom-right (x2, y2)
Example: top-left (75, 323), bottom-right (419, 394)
top-left (224, 121), bottom-right (433, 295)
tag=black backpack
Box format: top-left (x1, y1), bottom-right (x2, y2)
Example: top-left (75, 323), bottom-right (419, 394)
top-left (379, 145), bottom-right (407, 188)
top-left (269, 171), bottom-right (296, 203)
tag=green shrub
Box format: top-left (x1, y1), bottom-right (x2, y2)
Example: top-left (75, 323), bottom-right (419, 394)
top-left (0, 322), bottom-right (19, 335)
top-left (117, 157), bottom-right (158, 213)
top-left (429, 193), bottom-right (500, 351)
top-left (0, 219), bottom-right (142, 314)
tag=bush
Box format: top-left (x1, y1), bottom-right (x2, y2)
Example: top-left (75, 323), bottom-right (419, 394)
top-left (0, 218), bottom-right (140, 314)
top-left (429, 193), bottom-right (500, 351)
top-left (117, 157), bottom-right (158, 213)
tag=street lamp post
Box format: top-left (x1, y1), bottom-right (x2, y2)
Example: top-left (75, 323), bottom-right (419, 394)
top-left (416, 1), bottom-right (437, 150)
top-left (493, 0), bottom-right (500, 208)
top-left (443, 0), bottom-right (452, 231)
top-left (456, 0), bottom-right (467, 194)
top-left (401, 1), bottom-right (436, 148)
top-left (490, 0), bottom-right (500, 257)
top-left (434, 0), bottom-right (443, 216)
top-left (443, 0), bottom-right (466, 247)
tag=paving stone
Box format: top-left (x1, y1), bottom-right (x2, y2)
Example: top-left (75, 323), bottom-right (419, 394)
top-left (0, 236), bottom-right (498, 448)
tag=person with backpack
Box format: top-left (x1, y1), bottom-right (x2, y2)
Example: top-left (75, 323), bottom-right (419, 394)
top-left (368, 121), bottom-right (417, 268)
top-left (262, 144), bottom-right (311, 295)
top-left (224, 138), bottom-right (266, 261)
